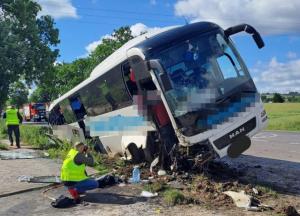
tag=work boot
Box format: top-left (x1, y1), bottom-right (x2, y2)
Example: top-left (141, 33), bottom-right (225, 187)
top-left (68, 188), bottom-right (80, 203)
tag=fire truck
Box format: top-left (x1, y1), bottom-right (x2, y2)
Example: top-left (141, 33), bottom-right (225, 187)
top-left (23, 103), bottom-right (47, 122)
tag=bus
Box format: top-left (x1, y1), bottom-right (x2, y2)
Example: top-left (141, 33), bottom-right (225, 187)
top-left (48, 22), bottom-right (268, 164)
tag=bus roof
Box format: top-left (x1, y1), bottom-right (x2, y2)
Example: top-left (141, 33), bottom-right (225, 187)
top-left (49, 25), bottom-right (177, 111)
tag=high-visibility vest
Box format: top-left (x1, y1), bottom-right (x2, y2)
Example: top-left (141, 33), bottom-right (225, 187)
top-left (5, 108), bottom-right (19, 126)
top-left (60, 149), bottom-right (88, 182)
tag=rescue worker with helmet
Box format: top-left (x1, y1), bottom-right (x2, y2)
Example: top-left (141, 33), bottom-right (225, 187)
top-left (2, 105), bottom-right (23, 148)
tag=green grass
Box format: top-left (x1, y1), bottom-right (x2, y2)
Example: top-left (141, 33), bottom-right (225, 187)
top-left (0, 143), bottom-right (9, 150)
top-left (264, 103), bottom-right (300, 131)
top-left (0, 120), bottom-right (7, 138)
top-left (143, 181), bottom-right (167, 193)
top-left (163, 189), bottom-right (185, 206)
top-left (256, 185), bottom-right (279, 198)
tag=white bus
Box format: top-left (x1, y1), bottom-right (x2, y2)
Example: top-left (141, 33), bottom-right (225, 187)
top-left (49, 22), bottom-right (268, 164)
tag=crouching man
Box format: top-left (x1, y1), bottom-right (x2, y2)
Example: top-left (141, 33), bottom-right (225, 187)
top-left (61, 142), bottom-right (117, 202)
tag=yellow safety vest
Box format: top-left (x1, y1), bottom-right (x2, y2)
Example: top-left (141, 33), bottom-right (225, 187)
top-left (5, 108), bottom-right (19, 126)
top-left (60, 149), bottom-right (88, 182)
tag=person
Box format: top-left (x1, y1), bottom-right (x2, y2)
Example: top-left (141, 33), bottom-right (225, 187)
top-left (60, 142), bottom-right (117, 202)
top-left (2, 105), bottom-right (23, 148)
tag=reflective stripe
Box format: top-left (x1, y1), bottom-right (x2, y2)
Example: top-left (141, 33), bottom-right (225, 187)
top-left (60, 149), bottom-right (88, 182)
top-left (6, 109), bottom-right (19, 125)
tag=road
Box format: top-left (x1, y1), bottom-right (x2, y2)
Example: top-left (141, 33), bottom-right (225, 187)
top-left (247, 131), bottom-right (300, 162)
top-left (0, 131), bottom-right (299, 216)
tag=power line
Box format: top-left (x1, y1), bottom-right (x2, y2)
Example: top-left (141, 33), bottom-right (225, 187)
top-left (76, 6), bottom-right (175, 17)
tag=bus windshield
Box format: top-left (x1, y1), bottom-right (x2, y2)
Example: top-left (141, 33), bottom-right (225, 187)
top-left (151, 30), bottom-right (256, 135)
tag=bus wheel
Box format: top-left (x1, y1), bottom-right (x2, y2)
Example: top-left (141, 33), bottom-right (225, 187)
top-left (127, 143), bottom-right (144, 164)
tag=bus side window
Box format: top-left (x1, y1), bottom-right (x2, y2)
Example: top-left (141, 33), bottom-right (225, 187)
top-left (69, 96), bottom-right (87, 121)
top-left (122, 62), bottom-right (138, 96)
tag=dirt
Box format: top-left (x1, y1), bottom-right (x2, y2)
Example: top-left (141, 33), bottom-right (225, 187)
top-left (1, 139), bottom-right (300, 216)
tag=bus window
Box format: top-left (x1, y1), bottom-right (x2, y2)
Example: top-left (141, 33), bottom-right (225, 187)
top-left (79, 65), bottom-right (131, 116)
top-left (48, 105), bottom-right (65, 125)
top-left (122, 62), bottom-right (138, 96)
top-left (69, 96), bottom-right (87, 121)
top-left (59, 99), bottom-right (77, 124)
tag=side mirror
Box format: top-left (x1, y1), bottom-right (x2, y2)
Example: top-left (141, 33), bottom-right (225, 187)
top-left (148, 59), bottom-right (173, 92)
top-left (224, 24), bottom-right (265, 49)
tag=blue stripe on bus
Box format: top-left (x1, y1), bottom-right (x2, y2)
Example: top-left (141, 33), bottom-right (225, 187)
top-left (87, 116), bottom-right (147, 131)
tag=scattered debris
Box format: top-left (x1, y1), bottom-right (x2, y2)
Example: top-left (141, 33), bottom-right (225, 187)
top-left (223, 191), bottom-right (252, 208)
top-left (0, 150), bottom-right (43, 160)
top-left (283, 206), bottom-right (300, 216)
top-left (140, 191), bottom-right (158, 198)
top-left (252, 187), bottom-right (259, 195)
top-left (223, 190), bottom-right (273, 211)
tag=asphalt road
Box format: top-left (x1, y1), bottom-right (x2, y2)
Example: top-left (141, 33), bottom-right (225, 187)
top-left (246, 131), bottom-right (300, 163)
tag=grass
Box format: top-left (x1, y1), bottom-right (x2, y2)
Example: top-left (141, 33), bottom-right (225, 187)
top-left (0, 120), bottom-right (7, 139)
top-left (0, 143), bottom-right (9, 150)
top-left (256, 185), bottom-right (279, 198)
top-left (264, 103), bottom-right (300, 131)
top-left (163, 189), bottom-right (185, 206)
top-left (143, 181), bottom-right (167, 193)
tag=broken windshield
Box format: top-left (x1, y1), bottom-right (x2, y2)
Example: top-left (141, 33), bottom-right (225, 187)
top-left (152, 30), bottom-right (254, 118)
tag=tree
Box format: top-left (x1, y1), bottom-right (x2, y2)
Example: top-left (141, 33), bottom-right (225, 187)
top-left (272, 93), bottom-right (285, 103)
top-left (8, 81), bottom-right (29, 108)
top-left (0, 0), bottom-right (59, 108)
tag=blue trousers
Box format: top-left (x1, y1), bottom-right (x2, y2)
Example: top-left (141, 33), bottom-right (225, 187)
top-left (68, 178), bottom-right (99, 193)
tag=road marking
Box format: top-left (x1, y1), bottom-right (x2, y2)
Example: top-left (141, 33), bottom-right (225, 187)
top-left (288, 142), bottom-right (300, 145)
top-left (253, 133), bottom-right (278, 139)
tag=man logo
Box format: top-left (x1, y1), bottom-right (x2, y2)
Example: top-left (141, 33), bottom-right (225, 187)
top-left (229, 127), bottom-right (245, 139)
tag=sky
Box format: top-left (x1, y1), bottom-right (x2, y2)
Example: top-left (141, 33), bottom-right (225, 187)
top-left (35, 0), bottom-right (300, 93)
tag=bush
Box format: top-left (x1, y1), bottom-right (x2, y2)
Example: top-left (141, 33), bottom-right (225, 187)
top-left (163, 189), bottom-right (185, 206)
top-left (0, 143), bottom-right (9, 150)
top-left (20, 125), bottom-right (51, 149)
top-left (47, 140), bottom-right (73, 160)
top-left (0, 120), bottom-right (7, 138)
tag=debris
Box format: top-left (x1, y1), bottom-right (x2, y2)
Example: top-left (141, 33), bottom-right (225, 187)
top-left (140, 191), bottom-right (158, 198)
top-left (252, 187), bottom-right (259, 195)
top-left (283, 206), bottom-right (300, 216)
top-left (223, 191), bottom-right (252, 208)
top-left (158, 170), bottom-right (167, 176)
top-left (18, 175), bottom-right (61, 183)
top-left (150, 157), bottom-right (159, 173)
top-left (223, 190), bottom-right (273, 211)
top-left (0, 151), bottom-right (42, 160)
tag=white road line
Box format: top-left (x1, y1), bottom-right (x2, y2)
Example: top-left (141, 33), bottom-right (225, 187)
top-left (288, 142), bottom-right (300, 145)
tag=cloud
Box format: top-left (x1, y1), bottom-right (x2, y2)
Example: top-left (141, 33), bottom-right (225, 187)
top-left (85, 34), bottom-right (113, 54)
top-left (85, 23), bottom-right (163, 55)
top-left (130, 23), bottom-right (161, 37)
top-left (174, 0), bottom-right (300, 35)
top-left (287, 51), bottom-right (297, 59)
top-left (252, 57), bottom-right (300, 93)
top-left (36, 0), bottom-right (78, 19)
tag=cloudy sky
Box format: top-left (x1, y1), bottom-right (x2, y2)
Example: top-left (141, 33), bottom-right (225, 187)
top-left (36, 0), bottom-right (300, 93)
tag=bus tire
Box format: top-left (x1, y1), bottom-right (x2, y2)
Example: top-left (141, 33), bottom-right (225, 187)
top-left (127, 143), bottom-right (144, 164)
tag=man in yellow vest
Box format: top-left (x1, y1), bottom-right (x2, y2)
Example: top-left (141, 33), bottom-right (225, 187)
top-left (61, 142), bottom-right (98, 201)
top-left (3, 105), bottom-right (23, 148)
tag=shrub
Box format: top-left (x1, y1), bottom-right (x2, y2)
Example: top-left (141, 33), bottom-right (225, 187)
top-left (0, 120), bottom-right (7, 138)
top-left (163, 189), bottom-right (185, 206)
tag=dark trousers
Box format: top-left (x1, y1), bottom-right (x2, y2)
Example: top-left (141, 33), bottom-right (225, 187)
top-left (158, 123), bottom-right (177, 170)
top-left (7, 125), bottom-right (20, 147)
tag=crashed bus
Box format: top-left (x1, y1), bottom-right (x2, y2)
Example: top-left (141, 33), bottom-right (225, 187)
top-left (48, 22), bottom-right (268, 165)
